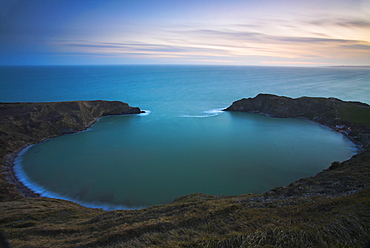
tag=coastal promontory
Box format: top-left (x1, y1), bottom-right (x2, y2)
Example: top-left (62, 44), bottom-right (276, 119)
top-left (0, 97), bottom-right (369, 247)
top-left (225, 93), bottom-right (370, 149)
top-left (0, 100), bottom-right (143, 200)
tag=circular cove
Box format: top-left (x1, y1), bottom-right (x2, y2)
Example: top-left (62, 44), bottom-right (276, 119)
top-left (16, 111), bottom-right (357, 210)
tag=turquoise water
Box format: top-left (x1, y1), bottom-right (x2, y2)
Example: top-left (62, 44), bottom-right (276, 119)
top-left (2, 65), bottom-right (369, 209)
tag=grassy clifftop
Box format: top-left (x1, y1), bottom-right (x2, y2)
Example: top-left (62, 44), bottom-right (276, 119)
top-left (0, 97), bottom-right (369, 247)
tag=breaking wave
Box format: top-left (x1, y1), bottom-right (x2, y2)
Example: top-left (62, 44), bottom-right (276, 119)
top-left (180, 108), bottom-right (224, 118)
top-left (138, 110), bottom-right (151, 116)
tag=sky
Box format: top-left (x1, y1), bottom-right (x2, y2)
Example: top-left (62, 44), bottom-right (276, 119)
top-left (0, 0), bottom-right (369, 66)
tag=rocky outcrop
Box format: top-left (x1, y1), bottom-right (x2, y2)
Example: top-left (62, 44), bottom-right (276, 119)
top-left (0, 100), bottom-right (143, 201)
top-left (225, 94), bottom-right (370, 149)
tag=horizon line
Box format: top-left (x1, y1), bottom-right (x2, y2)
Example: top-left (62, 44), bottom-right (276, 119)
top-left (1, 64), bottom-right (370, 68)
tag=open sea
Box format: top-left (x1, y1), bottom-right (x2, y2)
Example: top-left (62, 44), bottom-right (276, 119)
top-left (1, 65), bottom-right (369, 210)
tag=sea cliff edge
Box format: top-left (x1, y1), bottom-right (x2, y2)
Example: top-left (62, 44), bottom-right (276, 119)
top-left (0, 96), bottom-right (369, 247)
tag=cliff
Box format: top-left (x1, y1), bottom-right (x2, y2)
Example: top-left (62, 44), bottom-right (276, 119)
top-left (225, 93), bottom-right (370, 149)
top-left (0, 97), bottom-right (369, 247)
top-left (0, 100), bottom-right (143, 201)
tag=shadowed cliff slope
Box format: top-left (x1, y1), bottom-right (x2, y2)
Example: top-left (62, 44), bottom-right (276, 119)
top-left (0, 98), bottom-right (369, 247)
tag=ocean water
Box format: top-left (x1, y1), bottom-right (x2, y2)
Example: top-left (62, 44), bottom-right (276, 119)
top-left (1, 65), bottom-right (369, 210)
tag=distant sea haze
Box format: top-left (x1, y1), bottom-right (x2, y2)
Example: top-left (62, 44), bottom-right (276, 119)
top-left (2, 65), bottom-right (369, 210)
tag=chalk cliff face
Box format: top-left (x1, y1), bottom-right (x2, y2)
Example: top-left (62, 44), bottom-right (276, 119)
top-left (225, 94), bottom-right (370, 148)
top-left (0, 100), bottom-right (143, 200)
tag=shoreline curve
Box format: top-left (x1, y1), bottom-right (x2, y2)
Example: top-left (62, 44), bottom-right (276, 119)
top-left (1, 96), bottom-right (369, 247)
top-left (0, 100), bottom-right (144, 202)
top-left (2, 95), bottom-right (369, 204)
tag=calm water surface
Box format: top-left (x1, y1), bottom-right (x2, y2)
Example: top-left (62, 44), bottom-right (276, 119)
top-left (2, 65), bottom-right (368, 209)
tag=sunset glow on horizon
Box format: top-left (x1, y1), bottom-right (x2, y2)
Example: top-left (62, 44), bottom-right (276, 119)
top-left (1, 0), bottom-right (369, 66)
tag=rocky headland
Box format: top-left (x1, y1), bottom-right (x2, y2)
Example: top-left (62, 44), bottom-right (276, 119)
top-left (0, 97), bottom-right (369, 247)
top-left (225, 93), bottom-right (370, 149)
top-left (0, 100), bottom-right (143, 201)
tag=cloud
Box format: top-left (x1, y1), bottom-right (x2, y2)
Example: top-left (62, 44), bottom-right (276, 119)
top-left (55, 40), bottom-right (238, 64)
top-left (60, 40), bottom-right (235, 57)
top-left (261, 61), bottom-right (333, 65)
top-left (66, 42), bottom-right (196, 53)
top-left (48, 13), bottom-right (370, 66)
top-left (307, 18), bottom-right (370, 28)
top-left (2, 0), bottom-right (370, 65)
top-left (175, 28), bottom-right (349, 45)
top-left (340, 44), bottom-right (370, 51)
top-left (274, 36), bottom-right (358, 44)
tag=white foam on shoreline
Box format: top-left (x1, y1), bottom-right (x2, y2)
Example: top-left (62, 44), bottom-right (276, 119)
top-left (13, 145), bottom-right (144, 211)
top-left (11, 110), bottom-right (152, 211)
top-left (180, 108), bottom-right (224, 118)
top-left (138, 110), bottom-right (151, 116)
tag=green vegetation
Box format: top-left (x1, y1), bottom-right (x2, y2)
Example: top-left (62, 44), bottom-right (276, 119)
top-left (334, 104), bottom-right (370, 126)
top-left (1, 97), bottom-right (370, 247)
top-left (1, 183), bottom-right (369, 247)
